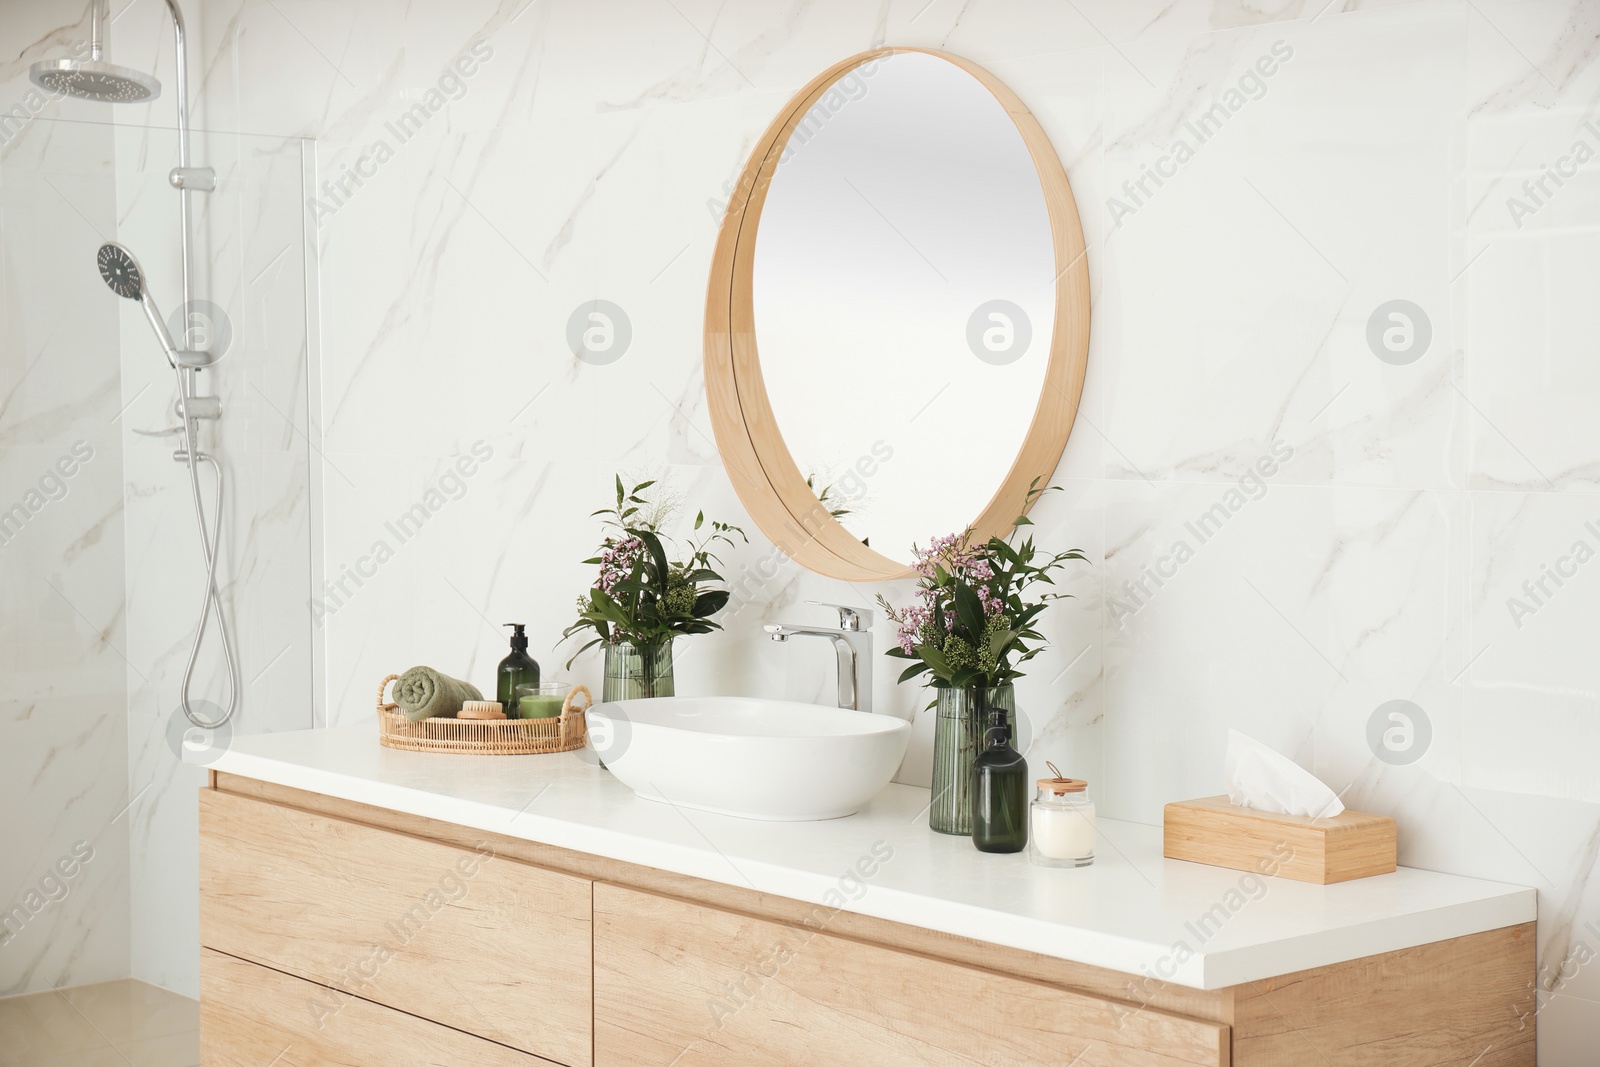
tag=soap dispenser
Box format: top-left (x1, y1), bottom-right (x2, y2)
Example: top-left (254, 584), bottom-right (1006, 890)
top-left (972, 706), bottom-right (1029, 853)
top-left (497, 624), bottom-right (540, 714)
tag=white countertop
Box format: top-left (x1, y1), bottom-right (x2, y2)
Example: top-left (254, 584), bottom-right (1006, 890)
top-left (199, 724), bottom-right (1535, 990)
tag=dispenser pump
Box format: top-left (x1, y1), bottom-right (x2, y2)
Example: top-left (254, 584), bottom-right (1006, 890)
top-left (506, 623), bottom-right (529, 651)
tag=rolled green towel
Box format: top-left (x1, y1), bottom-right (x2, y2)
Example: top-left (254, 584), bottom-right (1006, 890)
top-left (392, 666), bottom-right (483, 722)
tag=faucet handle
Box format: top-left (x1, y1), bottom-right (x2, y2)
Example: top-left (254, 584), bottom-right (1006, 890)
top-left (806, 601), bottom-right (873, 631)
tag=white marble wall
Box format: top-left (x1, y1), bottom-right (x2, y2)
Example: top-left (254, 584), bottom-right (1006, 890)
top-left (0, 3), bottom-right (131, 996)
top-left (191, 0), bottom-right (1600, 1058)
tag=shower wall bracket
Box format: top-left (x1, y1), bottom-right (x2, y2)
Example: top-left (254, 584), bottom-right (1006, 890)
top-left (174, 348), bottom-right (220, 369)
top-left (169, 166), bottom-right (216, 192)
top-left (177, 396), bottom-right (221, 420)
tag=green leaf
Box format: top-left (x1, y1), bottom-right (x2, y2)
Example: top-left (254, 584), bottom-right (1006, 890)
top-left (954, 583), bottom-right (985, 639)
top-left (615, 475), bottom-right (625, 507)
top-left (639, 531), bottom-right (670, 590)
top-left (695, 510), bottom-right (705, 530)
top-left (950, 667), bottom-right (983, 688)
top-left (692, 590), bottom-right (730, 617)
top-left (916, 644), bottom-right (952, 676)
top-left (563, 636), bottom-right (605, 671)
top-left (898, 662), bottom-right (929, 683)
top-left (594, 599), bottom-right (631, 628)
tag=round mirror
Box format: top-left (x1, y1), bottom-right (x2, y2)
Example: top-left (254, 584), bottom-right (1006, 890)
top-left (706, 48), bottom-right (1089, 581)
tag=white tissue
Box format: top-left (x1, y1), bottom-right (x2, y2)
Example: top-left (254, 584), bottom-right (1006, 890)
top-left (1224, 730), bottom-right (1344, 819)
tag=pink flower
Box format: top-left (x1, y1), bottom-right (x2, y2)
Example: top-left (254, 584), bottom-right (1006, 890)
top-left (596, 536), bottom-right (643, 595)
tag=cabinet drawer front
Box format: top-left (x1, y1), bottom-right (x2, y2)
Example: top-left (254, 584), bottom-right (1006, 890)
top-left (200, 789), bottom-right (591, 1066)
top-left (594, 883), bottom-right (1227, 1067)
top-left (202, 949), bottom-right (557, 1066)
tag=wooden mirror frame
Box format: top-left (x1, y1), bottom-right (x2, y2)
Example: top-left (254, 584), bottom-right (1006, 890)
top-left (704, 47), bottom-right (1090, 582)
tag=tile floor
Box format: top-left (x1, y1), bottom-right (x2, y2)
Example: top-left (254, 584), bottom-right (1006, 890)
top-left (0, 979), bottom-right (199, 1067)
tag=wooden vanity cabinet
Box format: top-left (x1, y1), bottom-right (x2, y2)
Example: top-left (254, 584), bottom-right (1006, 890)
top-left (199, 774), bottom-right (1535, 1067)
top-left (593, 881), bottom-right (1228, 1066)
top-left (200, 788), bottom-right (591, 1066)
top-left (201, 948), bottom-right (560, 1066)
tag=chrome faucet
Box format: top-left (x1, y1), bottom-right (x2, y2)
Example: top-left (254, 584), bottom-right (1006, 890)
top-left (765, 602), bottom-right (873, 713)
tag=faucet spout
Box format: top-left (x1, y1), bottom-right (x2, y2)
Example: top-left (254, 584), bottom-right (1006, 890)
top-left (763, 604), bottom-right (873, 713)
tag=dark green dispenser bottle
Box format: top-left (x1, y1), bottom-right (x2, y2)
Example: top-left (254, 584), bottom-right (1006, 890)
top-left (497, 623), bottom-right (540, 714)
top-left (972, 707), bottom-right (1029, 853)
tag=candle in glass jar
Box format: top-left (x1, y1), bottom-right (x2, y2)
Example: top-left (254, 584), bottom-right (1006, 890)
top-left (1028, 770), bottom-right (1094, 868)
top-left (1032, 802), bottom-right (1094, 857)
top-left (516, 682), bottom-right (570, 719)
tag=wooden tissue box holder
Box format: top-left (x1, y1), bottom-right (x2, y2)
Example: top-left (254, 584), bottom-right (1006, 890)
top-left (1163, 795), bottom-right (1397, 884)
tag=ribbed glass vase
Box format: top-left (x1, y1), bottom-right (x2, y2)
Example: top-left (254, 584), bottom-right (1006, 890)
top-left (929, 684), bottom-right (1016, 835)
top-left (602, 640), bottom-right (675, 702)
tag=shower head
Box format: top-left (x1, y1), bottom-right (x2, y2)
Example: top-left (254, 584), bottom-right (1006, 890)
top-left (30, 58), bottom-right (161, 103)
top-left (97, 242), bottom-right (144, 299)
top-left (97, 243), bottom-right (178, 364)
top-left (29, 0), bottom-right (161, 104)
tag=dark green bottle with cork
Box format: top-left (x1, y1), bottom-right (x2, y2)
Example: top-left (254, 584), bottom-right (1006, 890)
top-left (972, 706), bottom-right (1029, 853)
top-left (497, 623), bottom-right (540, 715)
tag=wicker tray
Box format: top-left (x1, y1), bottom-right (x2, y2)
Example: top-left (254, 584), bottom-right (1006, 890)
top-left (375, 674), bottom-right (592, 755)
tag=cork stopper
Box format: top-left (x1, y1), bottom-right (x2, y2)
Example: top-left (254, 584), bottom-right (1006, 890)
top-left (1039, 760), bottom-right (1087, 795)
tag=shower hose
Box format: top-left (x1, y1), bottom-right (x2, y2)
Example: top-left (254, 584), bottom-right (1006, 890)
top-left (174, 362), bottom-right (237, 730)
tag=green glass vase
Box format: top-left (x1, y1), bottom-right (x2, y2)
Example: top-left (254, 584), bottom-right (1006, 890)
top-left (929, 684), bottom-right (1016, 835)
top-left (602, 640), bottom-right (675, 702)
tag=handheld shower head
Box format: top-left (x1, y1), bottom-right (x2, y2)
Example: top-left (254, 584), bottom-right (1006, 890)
top-left (97, 242), bottom-right (144, 299)
top-left (97, 243), bottom-right (178, 364)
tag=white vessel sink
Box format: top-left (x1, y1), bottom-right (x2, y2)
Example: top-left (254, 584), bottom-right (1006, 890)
top-left (585, 697), bottom-right (911, 821)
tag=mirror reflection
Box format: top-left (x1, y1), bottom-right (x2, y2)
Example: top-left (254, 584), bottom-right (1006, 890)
top-left (753, 52), bottom-right (1057, 562)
